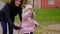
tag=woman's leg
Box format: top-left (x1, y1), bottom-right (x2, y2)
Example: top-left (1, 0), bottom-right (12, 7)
top-left (1, 21), bottom-right (7, 34)
top-left (8, 22), bottom-right (13, 34)
top-left (8, 17), bottom-right (14, 34)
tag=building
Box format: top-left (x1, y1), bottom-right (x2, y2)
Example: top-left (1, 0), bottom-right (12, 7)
top-left (30, 0), bottom-right (60, 8)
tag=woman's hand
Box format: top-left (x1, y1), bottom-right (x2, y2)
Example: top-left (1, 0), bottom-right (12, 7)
top-left (13, 24), bottom-right (22, 30)
top-left (13, 25), bottom-right (20, 30)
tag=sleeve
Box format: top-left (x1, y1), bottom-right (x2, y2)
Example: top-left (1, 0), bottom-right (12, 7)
top-left (34, 20), bottom-right (39, 26)
top-left (19, 9), bottom-right (22, 22)
top-left (2, 3), bottom-right (14, 26)
top-left (22, 9), bottom-right (30, 21)
top-left (32, 11), bottom-right (35, 16)
top-left (32, 11), bottom-right (39, 26)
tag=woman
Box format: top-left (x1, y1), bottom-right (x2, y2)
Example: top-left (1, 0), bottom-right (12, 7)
top-left (0, 0), bottom-right (23, 34)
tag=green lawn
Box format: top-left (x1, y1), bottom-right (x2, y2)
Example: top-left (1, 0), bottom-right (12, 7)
top-left (34, 8), bottom-right (60, 21)
top-left (15, 8), bottom-right (60, 23)
top-left (33, 8), bottom-right (60, 34)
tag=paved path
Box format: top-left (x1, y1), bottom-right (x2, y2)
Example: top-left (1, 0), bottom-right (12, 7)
top-left (0, 23), bottom-right (2, 34)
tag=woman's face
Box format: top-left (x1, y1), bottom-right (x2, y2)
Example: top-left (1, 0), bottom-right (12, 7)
top-left (15, 0), bottom-right (21, 7)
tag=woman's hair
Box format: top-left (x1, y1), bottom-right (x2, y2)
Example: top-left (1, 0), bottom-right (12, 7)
top-left (10, 0), bottom-right (23, 7)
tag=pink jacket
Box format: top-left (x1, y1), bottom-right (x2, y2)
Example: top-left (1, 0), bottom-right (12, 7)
top-left (18, 8), bottom-right (38, 34)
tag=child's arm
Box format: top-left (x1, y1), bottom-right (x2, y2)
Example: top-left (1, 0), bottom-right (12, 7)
top-left (31, 11), bottom-right (35, 19)
top-left (32, 11), bottom-right (39, 26)
top-left (34, 21), bottom-right (39, 26)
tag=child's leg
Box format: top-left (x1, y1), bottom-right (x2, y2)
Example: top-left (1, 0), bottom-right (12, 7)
top-left (24, 33), bottom-right (29, 34)
top-left (23, 33), bottom-right (29, 34)
top-left (19, 33), bottom-right (29, 34)
top-left (23, 32), bottom-right (33, 34)
top-left (30, 32), bottom-right (33, 34)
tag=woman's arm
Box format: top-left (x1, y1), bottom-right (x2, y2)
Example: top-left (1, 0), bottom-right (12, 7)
top-left (2, 3), bottom-right (19, 30)
top-left (19, 9), bottom-right (22, 22)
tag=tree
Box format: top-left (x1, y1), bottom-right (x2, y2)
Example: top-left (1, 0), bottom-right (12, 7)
top-left (22, 0), bottom-right (28, 8)
top-left (2, 0), bottom-right (10, 3)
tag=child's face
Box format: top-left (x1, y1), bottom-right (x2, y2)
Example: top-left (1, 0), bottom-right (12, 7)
top-left (27, 8), bottom-right (32, 11)
top-left (15, 0), bottom-right (21, 7)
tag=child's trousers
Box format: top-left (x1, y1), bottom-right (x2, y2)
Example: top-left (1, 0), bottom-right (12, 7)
top-left (19, 32), bottom-right (33, 34)
top-left (27, 32), bottom-right (33, 34)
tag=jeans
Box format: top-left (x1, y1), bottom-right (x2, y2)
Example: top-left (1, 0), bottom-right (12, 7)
top-left (1, 21), bottom-right (13, 34)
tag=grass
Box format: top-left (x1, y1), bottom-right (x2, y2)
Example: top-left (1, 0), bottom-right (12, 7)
top-left (33, 8), bottom-right (60, 34)
top-left (34, 8), bottom-right (60, 22)
top-left (15, 8), bottom-right (60, 23)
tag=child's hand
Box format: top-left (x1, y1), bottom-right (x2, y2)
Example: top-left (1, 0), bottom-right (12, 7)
top-left (34, 21), bottom-right (39, 27)
top-left (35, 24), bottom-right (38, 27)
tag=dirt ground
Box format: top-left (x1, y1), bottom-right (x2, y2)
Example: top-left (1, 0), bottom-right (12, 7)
top-left (0, 22), bottom-right (60, 34)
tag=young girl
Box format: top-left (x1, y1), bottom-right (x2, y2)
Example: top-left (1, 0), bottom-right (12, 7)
top-left (18, 4), bottom-right (38, 34)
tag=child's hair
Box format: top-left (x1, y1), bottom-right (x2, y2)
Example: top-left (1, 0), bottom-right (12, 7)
top-left (25, 5), bottom-right (32, 11)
